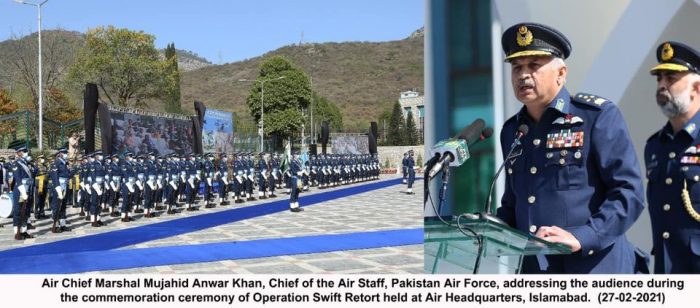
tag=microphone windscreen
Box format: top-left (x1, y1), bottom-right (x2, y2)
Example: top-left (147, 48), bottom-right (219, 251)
top-left (457, 119), bottom-right (486, 145)
top-left (517, 124), bottom-right (529, 136)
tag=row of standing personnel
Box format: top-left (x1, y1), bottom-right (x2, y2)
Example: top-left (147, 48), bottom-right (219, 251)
top-left (2, 148), bottom-right (380, 240)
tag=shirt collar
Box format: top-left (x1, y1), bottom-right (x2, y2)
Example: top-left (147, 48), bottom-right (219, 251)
top-left (516, 87), bottom-right (571, 123)
top-left (660, 110), bottom-right (700, 141)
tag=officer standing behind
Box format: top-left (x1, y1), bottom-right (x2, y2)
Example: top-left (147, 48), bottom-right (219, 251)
top-left (496, 23), bottom-right (646, 273)
top-left (645, 41), bottom-right (700, 273)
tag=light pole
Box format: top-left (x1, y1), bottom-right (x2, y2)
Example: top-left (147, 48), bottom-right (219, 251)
top-left (238, 76), bottom-right (285, 152)
top-left (14, 0), bottom-right (49, 151)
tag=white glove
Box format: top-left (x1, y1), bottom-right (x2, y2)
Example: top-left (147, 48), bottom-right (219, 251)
top-left (111, 182), bottom-right (118, 191)
top-left (223, 178), bottom-right (229, 185)
top-left (147, 180), bottom-right (155, 190)
top-left (236, 176), bottom-right (243, 184)
top-left (126, 182), bottom-right (134, 193)
top-left (19, 185), bottom-right (28, 202)
top-left (207, 178), bottom-right (212, 186)
top-left (55, 186), bottom-right (64, 200)
top-left (92, 183), bottom-right (102, 196)
top-left (169, 181), bottom-right (177, 190)
top-left (188, 178), bottom-right (195, 189)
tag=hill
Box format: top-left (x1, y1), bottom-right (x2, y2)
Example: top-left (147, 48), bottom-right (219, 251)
top-left (181, 31), bottom-right (423, 131)
top-left (0, 29), bottom-right (424, 131)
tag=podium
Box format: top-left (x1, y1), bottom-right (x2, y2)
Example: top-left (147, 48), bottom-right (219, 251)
top-left (425, 217), bottom-right (571, 274)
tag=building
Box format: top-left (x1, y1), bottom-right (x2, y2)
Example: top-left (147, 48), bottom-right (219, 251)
top-left (398, 90), bottom-right (425, 136)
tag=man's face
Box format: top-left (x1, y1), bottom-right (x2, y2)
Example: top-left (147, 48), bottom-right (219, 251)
top-left (655, 71), bottom-right (697, 118)
top-left (510, 56), bottom-right (564, 106)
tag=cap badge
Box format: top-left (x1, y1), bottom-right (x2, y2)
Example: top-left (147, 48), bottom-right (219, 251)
top-left (517, 26), bottom-right (533, 47)
top-left (662, 43), bottom-right (674, 61)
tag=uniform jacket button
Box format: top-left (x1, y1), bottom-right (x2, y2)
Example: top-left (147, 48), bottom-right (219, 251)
top-left (529, 225), bottom-right (537, 233)
top-left (662, 232), bottom-right (670, 239)
top-left (528, 196), bottom-right (536, 204)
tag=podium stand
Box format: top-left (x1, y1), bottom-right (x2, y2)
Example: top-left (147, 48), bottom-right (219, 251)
top-left (425, 217), bottom-right (571, 274)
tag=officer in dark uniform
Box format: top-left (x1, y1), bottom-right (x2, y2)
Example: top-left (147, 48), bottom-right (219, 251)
top-left (89, 150), bottom-right (105, 227)
top-left (645, 41), bottom-right (700, 273)
top-left (33, 154), bottom-right (48, 220)
top-left (216, 153), bottom-right (229, 205)
top-left (289, 151), bottom-right (303, 212)
top-left (120, 152), bottom-right (135, 222)
top-left (77, 154), bottom-right (89, 217)
top-left (49, 148), bottom-right (71, 233)
top-left (232, 153), bottom-right (245, 203)
top-left (143, 153), bottom-right (157, 217)
top-left (256, 152), bottom-right (268, 199)
top-left (154, 155), bottom-right (165, 211)
top-left (406, 150), bottom-right (415, 194)
top-left (402, 152), bottom-right (408, 184)
top-left (108, 154), bottom-right (122, 217)
top-left (183, 153), bottom-right (197, 211)
top-left (496, 23), bottom-right (646, 274)
top-left (11, 146), bottom-right (33, 240)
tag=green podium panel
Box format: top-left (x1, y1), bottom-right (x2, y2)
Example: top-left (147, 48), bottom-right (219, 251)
top-left (425, 217), bottom-right (571, 274)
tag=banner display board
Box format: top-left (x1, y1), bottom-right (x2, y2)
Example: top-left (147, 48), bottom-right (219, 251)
top-left (202, 109), bottom-right (234, 153)
top-left (109, 110), bottom-right (194, 156)
top-left (331, 134), bottom-right (369, 154)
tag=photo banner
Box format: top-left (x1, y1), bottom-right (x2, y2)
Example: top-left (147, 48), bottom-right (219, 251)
top-left (331, 134), bottom-right (369, 154)
top-left (202, 108), bottom-right (234, 153)
top-left (108, 109), bottom-right (194, 156)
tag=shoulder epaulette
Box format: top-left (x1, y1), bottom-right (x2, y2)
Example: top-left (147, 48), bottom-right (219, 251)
top-left (572, 92), bottom-right (611, 108)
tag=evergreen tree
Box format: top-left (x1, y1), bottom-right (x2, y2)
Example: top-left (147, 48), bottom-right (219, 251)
top-left (405, 110), bottom-right (418, 145)
top-left (387, 101), bottom-right (404, 145)
top-left (164, 42), bottom-right (182, 114)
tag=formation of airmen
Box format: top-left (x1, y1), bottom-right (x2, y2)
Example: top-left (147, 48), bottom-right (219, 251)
top-left (1, 146), bottom-right (381, 240)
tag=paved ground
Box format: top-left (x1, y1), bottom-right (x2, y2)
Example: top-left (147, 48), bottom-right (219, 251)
top-left (0, 175), bottom-right (424, 274)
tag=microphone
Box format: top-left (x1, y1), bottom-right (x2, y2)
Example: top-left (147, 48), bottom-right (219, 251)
top-left (429, 127), bottom-right (493, 179)
top-left (469, 124), bottom-right (529, 224)
top-left (428, 119), bottom-right (492, 179)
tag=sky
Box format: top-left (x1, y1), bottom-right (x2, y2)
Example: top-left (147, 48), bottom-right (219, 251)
top-left (0, 0), bottom-right (424, 64)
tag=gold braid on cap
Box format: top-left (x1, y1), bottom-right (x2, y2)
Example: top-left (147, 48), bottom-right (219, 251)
top-left (682, 180), bottom-right (700, 223)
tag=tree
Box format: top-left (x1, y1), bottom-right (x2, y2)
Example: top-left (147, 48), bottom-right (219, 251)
top-left (245, 56), bottom-right (312, 141)
top-left (405, 110), bottom-right (419, 145)
top-left (0, 89), bottom-right (19, 147)
top-left (43, 87), bottom-right (82, 148)
top-left (1, 30), bottom-right (80, 112)
top-left (67, 26), bottom-right (170, 108)
top-left (163, 42), bottom-right (182, 114)
top-left (387, 101), bottom-right (404, 146)
top-left (311, 92), bottom-right (343, 132)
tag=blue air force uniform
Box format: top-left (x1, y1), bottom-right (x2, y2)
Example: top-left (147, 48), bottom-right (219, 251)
top-left (645, 114), bottom-right (700, 273)
top-left (497, 88), bottom-right (646, 273)
top-left (406, 151), bottom-right (415, 193)
top-left (289, 154), bottom-right (303, 212)
top-left (644, 41), bottom-right (700, 273)
top-left (496, 22), bottom-right (647, 274)
top-left (11, 147), bottom-right (34, 239)
top-left (49, 150), bottom-right (70, 232)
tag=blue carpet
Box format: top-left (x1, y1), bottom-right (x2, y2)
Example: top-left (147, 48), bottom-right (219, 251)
top-left (0, 178), bottom-right (406, 259)
top-left (0, 228), bottom-right (423, 274)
